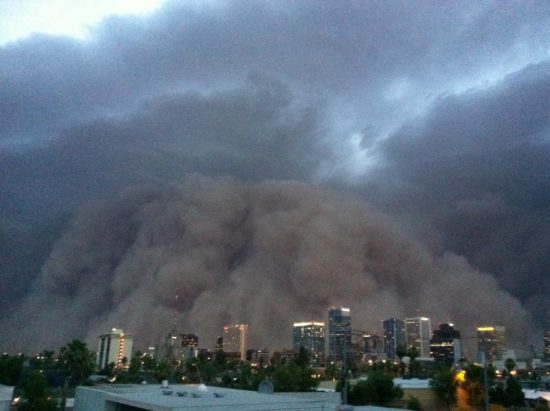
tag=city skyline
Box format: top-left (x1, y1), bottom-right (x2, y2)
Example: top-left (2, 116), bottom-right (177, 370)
top-left (93, 311), bottom-right (539, 365)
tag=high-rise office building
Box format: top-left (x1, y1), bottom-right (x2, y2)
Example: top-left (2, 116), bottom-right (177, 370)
top-left (364, 333), bottom-right (385, 361)
top-left (97, 328), bottom-right (133, 369)
top-left (477, 325), bottom-right (506, 363)
top-left (430, 323), bottom-right (462, 365)
top-left (405, 317), bottom-right (432, 358)
top-left (223, 324), bottom-right (248, 361)
top-left (181, 333), bottom-right (198, 360)
top-left (328, 307), bottom-right (352, 362)
top-left (215, 336), bottom-right (224, 352)
top-left (293, 321), bottom-right (325, 366)
top-left (383, 318), bottom-right (406, 361)
top-left (544, 331), bottom-right (550, 361)
top-left (165, 328), bottom-right (182, 362)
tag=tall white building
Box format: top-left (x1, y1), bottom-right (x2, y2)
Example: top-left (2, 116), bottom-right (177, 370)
top-left (223, 324), bottom-right (248, 361)
top-left (293, 321), bottom-right (325, 366)
top-left (328, 307), bottom-right (352, 362)
top-left (97, 328), bottom-right (133, 369)
top-left (405, 317), bottom-right (432, 358)
top-left (477, 325), bottom-right (506, 363)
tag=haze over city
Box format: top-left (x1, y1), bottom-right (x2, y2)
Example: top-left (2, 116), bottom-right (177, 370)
top-left (1, 0), bottom-right (549, 354)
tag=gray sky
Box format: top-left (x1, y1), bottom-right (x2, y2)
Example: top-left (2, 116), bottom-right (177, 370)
top-left (1, 0), bottom-right (549, 353)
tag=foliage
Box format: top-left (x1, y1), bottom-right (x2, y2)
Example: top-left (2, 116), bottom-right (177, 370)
top-left (28, 351), bottom-right (56, 371)
top-left (58, 339), bottom-right (96, 385)
top-left (504, 358), bottom-right (516, 373)
top-left (396, 345), bottom-right (407, 361)
top-left (462, 363), bottom-right (494, 408)
top-left (406, 395), bottom-right (423, 410)
top-left (17, 371), bottom-right (58, 411)
top-left (324, 363), bottom-right (340, 380)
top-left (294, 346), bottom-right (310, 368)
top-left (503, 376), bottom-right (525, 408)
top-left (153, 360), bottom-right (172, 382)
top-left (347, 370), bottom-right (403, 406)
top-left (0, 353), bottom-right (25, 385)
top-left (430, 366), bottom-right (457, 410)
top-left (272, 363), bottom-right (318, 392)
top-left (140, 353), bottom-right (157, 373)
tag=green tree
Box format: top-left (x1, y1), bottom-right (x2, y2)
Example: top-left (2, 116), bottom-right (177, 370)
top-left (214, 350), bottom-right (226, 369)
top-left (347, 370), bottom-right (403, 406)
top-left (28, 351), bottom-right (56, 372)
top-left (141, 353), bottom-right (157, 373)
top-left (272, 363), bottom-right (318, 392)
top-left (430, 366), bottom-right (458, 410)
top-left (18, 371), bottom-right (58, 411)
top-left (462, 363), bottom-right (494, 408)
top-left (0, 353), bottom-right (25, 385)
top-left (324, 363), bottom-right (340, 380)
top-left (504, 358), bottom-right (516, 374)
top-left (503, 376), bottom-right (525, 409)
top-left (294, 346), bottom-right (310, 368)
top-left (58, 339), bottom-right (95, 385)
top-left (125, 352), bottom-right (142, 380)
top-left (153, 360), bottom-right (172, 382)
top-left (406, 395), bottom-right (423, 410)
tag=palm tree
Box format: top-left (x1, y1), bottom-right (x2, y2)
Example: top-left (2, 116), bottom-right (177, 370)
top-left (59, 339), bottom-right (96, 385)
top-left (58, 339), bottom-right (96, 410)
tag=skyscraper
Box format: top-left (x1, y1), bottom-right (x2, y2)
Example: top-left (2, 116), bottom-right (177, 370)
top-left (477, 325), bottom-right (506, 363)
top-left (405, 317), bottom-right (432, 357)
top-left (97, 328), bottom-right (133, 369)
top-left (328, 307), bottom-right (351, 362)
top-left (181, 333), bottom-right (199, 360)
top-left (223, 324), bottom-right (248, 361)
top-left (165, 328), bottom-right (182, 362)
top-left (383, 318), bottom-right (406, 361)
top-left (293, 321), bottom-right (325, 366)
top-left (430, 322), bottom-right (462, 365)
top-left (364, 333), bottom-right (385, 361)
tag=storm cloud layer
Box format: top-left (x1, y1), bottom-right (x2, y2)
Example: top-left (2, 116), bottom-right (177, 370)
top-left (0, 177), bottom-right (536, 352)
top-left (1, 1), bottom-right (550, 352)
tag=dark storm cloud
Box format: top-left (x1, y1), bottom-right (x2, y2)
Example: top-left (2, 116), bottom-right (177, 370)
top-left (3, 1), bottom-right (550, 145)
top-left (2, 0), bottom-right (550, 352)
top-left (367, 61), bottom-right (550, 325)
top-left (0, 177), bottom-right (536, 353)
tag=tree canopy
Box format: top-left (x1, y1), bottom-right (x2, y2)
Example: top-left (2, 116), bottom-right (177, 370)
top-left (347, 370), bottom-right (403, 406)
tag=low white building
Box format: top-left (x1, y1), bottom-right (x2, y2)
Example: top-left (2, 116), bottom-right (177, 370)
top-left (75, 384), bottom-right (340, 411)
top-left (0, 385), bottom-right (14, 411)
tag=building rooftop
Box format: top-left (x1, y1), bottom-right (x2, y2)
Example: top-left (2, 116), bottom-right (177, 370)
top-left (393, 378), bottom-right (432, 389)
top-left (75, 383), bottom-right (340, 411)
top-left (0, 384), bottom-right (14, 402)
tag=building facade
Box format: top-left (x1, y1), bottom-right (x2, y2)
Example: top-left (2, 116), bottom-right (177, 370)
top-left (405, 317), bottom-right (432, 358)
top-left (223, 324), bottom-right (248, 361)
top-left (328, 307), bottom-right (351, 362)
top-left (430, 322), bottom-right (462, 365)
top-left (383, 318), bottom-right (406, 361)
top-left (293, 321), bottom-right (325, 366)
top-left (181, 333), bottom-right (199, 361)
top-left (165, 328), bottom-right (183, 363)
top-left (477, 325), bottom-right (506, 363)
top-left (97, 328), bottom-right (133, 369)
top-left (363, 333), bottom-right (386, 361)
